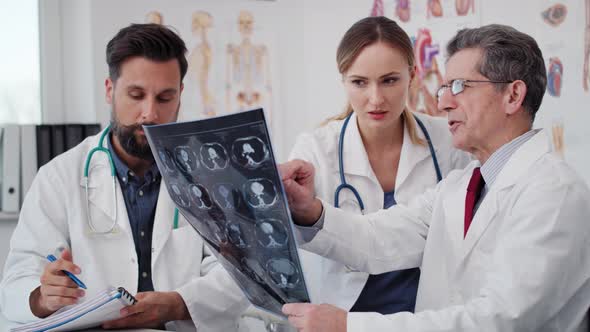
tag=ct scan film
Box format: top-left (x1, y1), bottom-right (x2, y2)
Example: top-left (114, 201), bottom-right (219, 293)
top-left (144, 109), bottom-right (310, 316)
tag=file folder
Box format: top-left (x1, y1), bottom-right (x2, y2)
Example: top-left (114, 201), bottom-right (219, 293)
top-left (1, 125), bottom-right (21, 212)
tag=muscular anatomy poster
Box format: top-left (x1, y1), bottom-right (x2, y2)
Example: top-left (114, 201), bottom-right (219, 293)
top-left (144, 109), bottom-right (309, 316)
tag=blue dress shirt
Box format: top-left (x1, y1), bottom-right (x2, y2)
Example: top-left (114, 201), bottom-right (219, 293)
top-left (107, 134), bottom-right (161, 292)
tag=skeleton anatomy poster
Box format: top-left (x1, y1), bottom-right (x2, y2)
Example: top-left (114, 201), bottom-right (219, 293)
top-left (130, 6), bottom-right (278, 127)
top-left (144, 109), bottom-right (309, 316)
top-left (178, 10), bottom-right (276, 126)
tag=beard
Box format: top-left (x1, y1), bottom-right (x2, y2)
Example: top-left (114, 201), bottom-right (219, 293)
top-left (109, 92), bottom-right (181, 161)
top-left (110, 112), bottom-right (156, 162)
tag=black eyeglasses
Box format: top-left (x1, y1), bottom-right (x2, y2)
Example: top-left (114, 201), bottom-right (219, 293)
top-left (436, 79), bottom-right (513, 101)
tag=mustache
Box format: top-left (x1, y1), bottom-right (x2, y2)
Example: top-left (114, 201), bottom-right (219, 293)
top-left (112, 120), bottom-right (156, 161)
top-left (119, 122), bottom-right (157, 132)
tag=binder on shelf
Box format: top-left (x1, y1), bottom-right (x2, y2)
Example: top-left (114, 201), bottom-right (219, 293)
top-left (1, 125), bottom-right (21, 212)
top-left (10, 286), bottom-right (137, 332)
top-left (36, 125), bottom-right (52, 168)
top-left (83, 124), bottom-right (101, 140)
top-left (0, 123), bottom-right (104, 211)
top-left (64, 125), bottom-right (84, 150)
top-left (51, 125), bottom-right (66, 157)
top-left (37, 124), bottom-right (102, 169)
top-left (20, 125), bottom-right (38, 201)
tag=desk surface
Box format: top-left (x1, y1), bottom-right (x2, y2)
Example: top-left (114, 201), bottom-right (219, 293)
top-left (0, 311), bottom-right (164, 331)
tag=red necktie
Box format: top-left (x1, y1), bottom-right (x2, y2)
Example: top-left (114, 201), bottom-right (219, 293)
top-left (464, 167), bottom-right (485, 237)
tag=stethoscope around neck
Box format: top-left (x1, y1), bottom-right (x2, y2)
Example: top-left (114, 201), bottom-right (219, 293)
top-left (334, 112), bottom-right (442, 212)
top-left (83, 125), bottom-right (179, 234)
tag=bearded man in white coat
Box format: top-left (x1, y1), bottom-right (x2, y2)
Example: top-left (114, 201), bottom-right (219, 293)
top-left (280, 24), bottom-right (590, 332)
top-left (0, 24), bottom-right (247, 331)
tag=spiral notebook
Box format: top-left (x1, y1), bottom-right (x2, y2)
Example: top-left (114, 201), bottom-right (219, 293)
top-left (10, 287), bottom-right (136, 332)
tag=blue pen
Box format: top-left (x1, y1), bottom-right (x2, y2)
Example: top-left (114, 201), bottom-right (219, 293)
top-left (46, 254), bottom-right (87, 289)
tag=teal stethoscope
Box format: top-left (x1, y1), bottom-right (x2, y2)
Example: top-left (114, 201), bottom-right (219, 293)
top-left (83, 125), bottom-right (179, 234)
top-left (335, 113), bottom-right (442, 212)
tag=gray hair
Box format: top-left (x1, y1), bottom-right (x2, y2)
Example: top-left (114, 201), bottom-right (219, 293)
top-left (446, 24), bottom-right (547, 121)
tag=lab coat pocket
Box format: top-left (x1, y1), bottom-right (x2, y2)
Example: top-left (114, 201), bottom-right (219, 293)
top-left (166, 225), bottom-right (204, 279)
top-left (83, 205), bottom-right (124, 237)
top-left (344, 264), bottom-right (360, 273)
top-left (337, 196), bottom-right (364, 272)
top-left (338, 197), bottom-right (363, 214)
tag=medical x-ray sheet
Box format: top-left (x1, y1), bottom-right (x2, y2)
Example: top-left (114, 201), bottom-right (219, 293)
top-left (144, 109), bottom-right (310, 316)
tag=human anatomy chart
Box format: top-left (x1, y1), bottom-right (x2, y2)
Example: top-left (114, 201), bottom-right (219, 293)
top-left (380, 0), bottom-right (480, 116)
top-left (542, 3), bottom-right (568, 27)
top-left (455, 0), bottom-right (474, 16)
top-left (153, 9), bottom-right (277, 127)
top-left (370, 0), bottom-right (384, 17)
top-left (145, 10), bottom-right (163, 24)
top-left (188, 11), bottom-right (217, 118)
top-left (144, 109), bottom-right (309, 316)
top-left (547, 57), bottom-right (563, 97)
top-left (226, 11), bottom-right (273, 119)
top-left (408, 28), bottom-right (444, 116)
top-left (427, 0), bottom-right (443, 18)
top-left (395, 0), bottom-right (411, 22)
top-left (374, 0), bottom-right (476, 22)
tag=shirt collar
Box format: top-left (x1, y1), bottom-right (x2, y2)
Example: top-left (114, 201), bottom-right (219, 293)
top-left (480, 129), bottom-right (539, 187)
top-left (107, 131), bottom-right (160, 184)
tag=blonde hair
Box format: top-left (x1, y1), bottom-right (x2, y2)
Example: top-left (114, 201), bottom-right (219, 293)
top-left (324, 16), bottom-right (425, 146)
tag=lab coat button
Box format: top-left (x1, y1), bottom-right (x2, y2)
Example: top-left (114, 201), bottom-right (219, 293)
top-left (142, 272), bottom-right (148, 278)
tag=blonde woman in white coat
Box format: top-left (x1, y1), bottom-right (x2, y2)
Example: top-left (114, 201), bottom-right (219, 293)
top-left (289, 16), bottom-right (470, 315)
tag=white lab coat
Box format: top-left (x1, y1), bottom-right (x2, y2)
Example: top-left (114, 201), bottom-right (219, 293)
top-left (289, 112), bottom-right (471, 309)
top-left (301, 130), bottom-right (590, 331)
top-left (0, 132), bottom-right (248, 331)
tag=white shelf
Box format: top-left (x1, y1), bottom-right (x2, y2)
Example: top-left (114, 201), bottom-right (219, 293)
top-left (0, 211), bottom-right (19, 222)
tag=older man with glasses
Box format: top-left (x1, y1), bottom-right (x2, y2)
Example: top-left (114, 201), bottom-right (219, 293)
top-left (279, 24), bottom-right (590, 332)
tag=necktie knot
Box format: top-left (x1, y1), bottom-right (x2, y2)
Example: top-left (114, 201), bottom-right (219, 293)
top-left (467, 167), bottom-right (484, 192)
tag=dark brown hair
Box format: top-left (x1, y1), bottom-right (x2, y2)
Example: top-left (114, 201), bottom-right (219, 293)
top-left (106, 23), bottom-right (188, 82)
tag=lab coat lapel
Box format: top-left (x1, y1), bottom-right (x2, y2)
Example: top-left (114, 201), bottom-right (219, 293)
top-left (459, 129), bottom-right (550, 260)
top-left (78, 136), bottom-right (133, 238)
top-left (341, 113), bottom-right (377, 181)
top-left (442, 171), bottom-right (472, 256)
top-left (151, 183), bottom-right (176, 265)
top-left (396, 118), bottom-right (433, 191)
top-left (461, 188), bottom-right (499, 256)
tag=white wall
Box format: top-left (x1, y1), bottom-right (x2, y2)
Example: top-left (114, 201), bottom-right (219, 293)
top-left (39, 0), bottom-right (96, 124)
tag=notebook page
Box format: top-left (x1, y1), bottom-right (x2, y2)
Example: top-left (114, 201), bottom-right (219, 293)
top-left (10, 287), bottom-right (135, 332)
